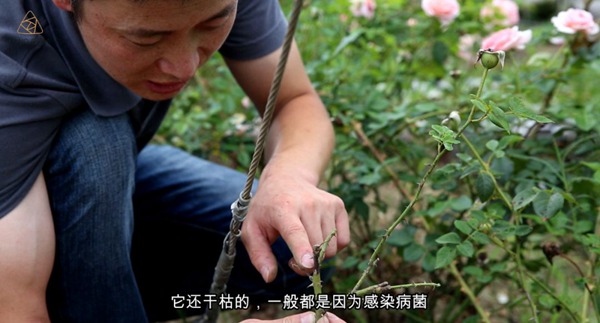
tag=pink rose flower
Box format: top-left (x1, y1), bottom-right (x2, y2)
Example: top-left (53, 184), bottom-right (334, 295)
top-left (481, 26), bottom-right (532, 51)
top-left (422, 0), bottom-right (460, 25)
top-left (350, 0), bottom-right (376, 19)
top-left (551, 8), bottom-right (599, 36)
top-left (480, 0), bottom-right (520, 27)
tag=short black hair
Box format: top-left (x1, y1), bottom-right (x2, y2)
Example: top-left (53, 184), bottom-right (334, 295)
top-left (70, 0), bottom-right (175, 22)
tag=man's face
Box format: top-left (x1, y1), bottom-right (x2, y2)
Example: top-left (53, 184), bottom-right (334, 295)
top-left (71, 0), bottom-right (237, 100)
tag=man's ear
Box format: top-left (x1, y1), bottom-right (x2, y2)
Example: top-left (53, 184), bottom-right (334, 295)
top-left (52, 0), bottom-right (74, 12)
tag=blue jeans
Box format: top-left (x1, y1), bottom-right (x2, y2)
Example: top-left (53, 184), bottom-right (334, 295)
top-left (44, 109), bottom-right (312, 322)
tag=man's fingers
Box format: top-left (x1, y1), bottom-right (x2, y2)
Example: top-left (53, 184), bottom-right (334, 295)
top-left (278, 220), bottom-right (315, 270)
top-left (288, 258), bottom-right (313, 277)
top-left (334, 199), bottom-right (350, 251)
top-left (239, 311), bottom-right (346, 323)
top-left (318, 194), bottom-right (347, 259)
top-left (320, 215), bottom-right (337, 259)
top-left (242, 224), bottom-right (278, 283)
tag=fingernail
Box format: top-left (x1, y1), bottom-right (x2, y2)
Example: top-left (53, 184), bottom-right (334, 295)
top-left (300, 312), bottom-right (315, 323)
top-left (260, 266), bottom-right (271, 282)
top-left (301, 253), bottom-right (314, 268)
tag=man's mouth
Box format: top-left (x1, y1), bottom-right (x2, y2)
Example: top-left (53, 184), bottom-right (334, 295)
top-left (146, 80), bottom-right (187, 95)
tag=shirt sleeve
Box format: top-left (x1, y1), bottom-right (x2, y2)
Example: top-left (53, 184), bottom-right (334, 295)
top-left (218, 0), bottom-right (287, 60)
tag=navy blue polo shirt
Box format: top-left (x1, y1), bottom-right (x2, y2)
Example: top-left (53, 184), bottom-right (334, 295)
top-left (0, 0), bottom-right (287, 217)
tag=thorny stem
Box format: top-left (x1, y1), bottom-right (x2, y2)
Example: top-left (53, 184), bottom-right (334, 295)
top-left (354, 282), bottom-right (441, 297)
top-left (449, 262), bottom-right (491, 323)
top-left (351, 66), bottom-right (491, 294)
top-left (311, 229), bottom-right (337, 321)
top-left (524, 271), bottom-right (582, 322)
top-left (558, 254), bottom-right (594, 295)
top-left (490, 236), bottom-right (581, 322)
top-left (460, 134), bottom-right (513, 211)
top-left (464, 66), bottom-right (537, 322)
top-left (516, 243), bottom-right (540, 323)
top-left (350, 149), bottom-right (447, 294)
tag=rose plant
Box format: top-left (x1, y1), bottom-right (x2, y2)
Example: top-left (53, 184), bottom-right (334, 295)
top-left (480, 0), bottom-right (520, 28)
top-left (422, 0), bottom-right (460, 26)
top-left (350, 0), bottom-right (376, 20)
top-left (158, 0), bottom-right (600, 322)
top-left (481, 26), bottom-right (532, 51)
top-left (552, 8), bottom-right (600, 36)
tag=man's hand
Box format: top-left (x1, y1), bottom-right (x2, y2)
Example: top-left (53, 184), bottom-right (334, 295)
top-left (226, 39), bottom-right (349, 282)
top-left (241, 166), bottom-right (350, 282)
top-left (240, 311), bottom-right (345, 323)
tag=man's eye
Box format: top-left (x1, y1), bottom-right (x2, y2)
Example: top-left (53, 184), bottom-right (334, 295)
top-left (130, 39), bottom-right (160, 47)
top-left (124, 34), bottom-right (162, 47)
top-left (201, 15), bottom-right (231, 31)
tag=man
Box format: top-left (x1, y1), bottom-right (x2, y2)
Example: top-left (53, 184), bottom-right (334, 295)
top-left (0, 0), bottom-right (349, 322)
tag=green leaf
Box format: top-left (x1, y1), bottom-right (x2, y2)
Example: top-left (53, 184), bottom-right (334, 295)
top-left (574, 105), bottom-right (598, 131)
top-left (463, 316), bottom-right (480, 323)
top-left (429, 125), bottom-right (460, 151)
top-left (358, 260), bottom-right (369, 271)
top-left (488, 101), bottom-right (511, 133)
top-left (354, 200), bottom-right (370, 220)
top-left (457, 240), bottom-right (475, 257)
top-left (527, 52), bottom-right (553, 66)
top-left (471, 98), bottom-right (488, 113)
top-left (432, 41), bottom-right (449, 65)
top-left (533, 191), bottom-right (564, 219)
top-left (485, 140), bottom-right (499, 151)
top-left (435, 232), bottom-right (462, 244)
top-left (476, 172), bottom-right (495, 202)
top-left (472, 232), bottom-right (491, 244)
top-left (498, 135), bottom-right (523, 149)
top-left (387, 226), bottom-right (416, 247)
top-left (508, 97), bottom-right (554, 123)
top-left (515, 225), bottom-right (533, 236)
top-left (358, 172), bottom-right (381, 186)
top-left (422, 252), bottom-right (436, 272)
top-left (341, 256), bottom-right (360, 269)
top-left (573, 220), bottom-right (594, 233)
top-left (582, 162), bottom-right (600, 184)
top-left (582, 162), bottom-right (600, 171)
top-left (488, 113), bottom-right (511, 133)
top-left (403, 242), bottom-right (426, 262)
top-left (490, 262), bottom-right (507, 273)
top-left (512, 187), bottom-right (539, 210)
top-left (332, 29), bottom-right (364, 57)
top-left (463, 266), bottom-right (484, 277)
top-left (454, 220), bottom-right (473, 235)
top-left (467, 218), bottom-right (479, 229)
top-left (539, 294), bottom-right (557, 309)
top-left (450, 196), bottom-right (473, 211)
top-left (435, 246), bottom-right (457, 269)
top-left (471, 210), bottom-right (487, 222)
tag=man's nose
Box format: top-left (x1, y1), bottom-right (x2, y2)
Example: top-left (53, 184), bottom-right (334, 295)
top-left (156, 46), bottom-right (200, 81)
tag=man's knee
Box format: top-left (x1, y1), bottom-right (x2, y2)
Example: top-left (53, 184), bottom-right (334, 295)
top-left (47, 110), bottom-right (136, 189)
top-left (45, 109), bottom-right (137, 232)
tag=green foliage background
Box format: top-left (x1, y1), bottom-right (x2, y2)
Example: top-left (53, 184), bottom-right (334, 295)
top-left (156, 0), bottom-right (600, 322)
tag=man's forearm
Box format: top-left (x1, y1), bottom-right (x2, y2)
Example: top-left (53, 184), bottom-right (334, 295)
top-left (263, 91), bottom-right (334, 186)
